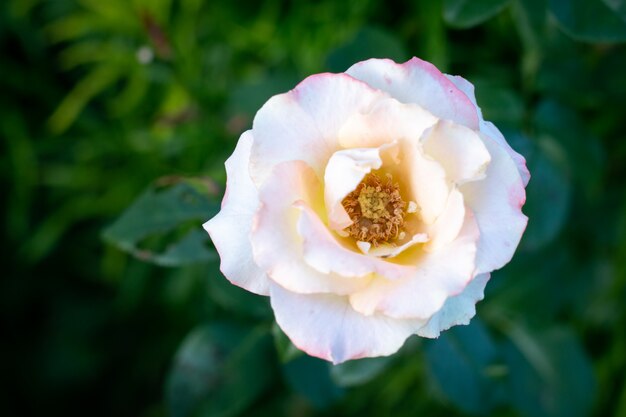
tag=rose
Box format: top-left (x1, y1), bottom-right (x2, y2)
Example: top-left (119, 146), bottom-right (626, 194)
top-left (204, 57), bottom-right (529, 364)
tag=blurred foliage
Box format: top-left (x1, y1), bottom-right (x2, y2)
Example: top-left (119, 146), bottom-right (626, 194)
top-left (2, 0), bottom-right (626, 416)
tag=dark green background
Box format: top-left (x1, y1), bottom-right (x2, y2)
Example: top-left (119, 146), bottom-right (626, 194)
top-left (2, 0), bottom-right (626, 416)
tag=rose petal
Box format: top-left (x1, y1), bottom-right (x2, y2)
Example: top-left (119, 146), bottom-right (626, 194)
top-left (422, 120), bottom-right (491, 185)
top-left (346, 57), bottom-right (479, 129)
top-left (338, 97), bottom-right (438, 149)
top-left (250, 73), bottom-right (388, 186)
top-left (203, 131), bottom-right (270, 295)
top-left (335, 97), bottom-right (448, 225)
top-left (417, 273), bottom-right (490, 338)
top-left (349, 210), bottom-right (479, 320)
top-left (445, 74), bottom-right (530, 186)
top-left (358, 232), bottom-right (428, 258)
top-left (269, 282), bottom-right (425, 364)
top-left (324, 142), bottom-right (399, 232)
top-left (460, 133), bottom-right (528, 274)
top-left (424, 188), bottom-right (465, 252)
top-left (251, 160), bottom-right (371, 294)
top-left (403, 138), bottom-right (450, 225)
top-left (296, 202), bottom-right (416, 280)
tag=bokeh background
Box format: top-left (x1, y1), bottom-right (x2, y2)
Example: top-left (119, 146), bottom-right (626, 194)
top-left (2, 0), bottom-right (626, 416)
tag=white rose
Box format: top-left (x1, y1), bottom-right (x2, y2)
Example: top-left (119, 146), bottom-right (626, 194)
top-left (205, 57), bottom-right (529, 364)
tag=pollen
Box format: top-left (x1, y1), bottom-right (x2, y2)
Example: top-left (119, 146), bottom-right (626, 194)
top-left (341, 173), bottom-right (406, 245)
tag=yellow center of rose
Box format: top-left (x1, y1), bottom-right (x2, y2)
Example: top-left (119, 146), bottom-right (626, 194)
top-left (341, 173), bottom-right (406, 246)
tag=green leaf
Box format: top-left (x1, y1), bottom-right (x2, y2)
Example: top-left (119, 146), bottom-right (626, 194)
top-left (165, 322), bottom-right (275, 417)
top-left (443, 0), bottom-right (511, 28)
top-left (549, 0), bottom-right (626, 42)
top-left (617, 374), bottom-right (626, 417)
top-left (501, 326), bottom-right (596, 417)
top-left (510, 133), bottom-right (571, 251)
top-left (513, 0), bottom-right (547, 85)
top-left (228, 72), bottom-right (299, 121)
top-left (282, 355), bottom-right (344, 408)
top-left (325, 27), bottom-right (408, 73)
top-left (515, 0), bottom-right (548, 40)
top-left (424, 319), bottom-right (506, 414)
top-left (604, 0), bottom-right (626, 18)
top-left (534, 100), bottom-right (605, 198)
top-left (156, 228), bottom-right (217, 266)
top-left (473, 80), bottom-right (525, 128)
top-left (103, 179), bottom-right (219, 266)
top-left (206, 264), bottom-right (272, 319)
top-left (330, 356), bottom-right (393, 387)
top-left (48, 64), bottom-right (122, 134)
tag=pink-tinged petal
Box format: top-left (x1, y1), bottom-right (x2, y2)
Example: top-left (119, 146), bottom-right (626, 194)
top-left (460, 133), bottom-right (528, 274)
top-left (251, 161), bottom-right (371, 294)
top-left (204, 131), bottom-right (270, 296)
top-left (338, 97), bottom-right (438, 149)
top-left (346, 58), bottom-right (479, 129)
top-left (445, 74), bottom-right (530, 186)
top-left (324, 142), bottom-right (399, 232)
top-left (480, 121), bottom-right (530, 186)
top-left (349, 211), bottom-right (479, 320)
top-left (424, 188), bottom-right (466, 253)
top-left (422, 120), bottom-right (491, 185)
top-left (417, 273), bottom-right (490, 338)
top-left (250, 73), bottom-right (388, 186)
top-left (269, 282), bottom-right (425, 364)
top-left (295, 202), bottom-right (416, 280)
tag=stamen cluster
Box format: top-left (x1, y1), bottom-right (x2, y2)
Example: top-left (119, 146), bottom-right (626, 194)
top-left (342, 173), bottom-right (406, 245)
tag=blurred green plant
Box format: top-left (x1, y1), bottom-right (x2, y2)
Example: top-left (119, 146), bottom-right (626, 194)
top-left (3, 0), bottom-right (626, 416)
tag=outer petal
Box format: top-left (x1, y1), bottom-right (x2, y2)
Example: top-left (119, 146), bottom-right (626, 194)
top-left (349, 211), bottom-right (480, 320)
top-left (346, 58), bottom-right (479, 130)
top-left (416, 273), bottom-right (490, 338)
top-left (460, 133), bottom-right (528, 274)
top-left (269, 282), bottom-right (424, 364)
top-left (203, 131), bottom-right (270, 295)
top-left (296, 203), bottom-right (416, 280)
top-left (250, 73), bottom-right (388, 185)
top-left (324, 142), bottom-right (399, 231)
top-left (445, 74), bottom-right (530, 186)
top-left (422, 120), bottom-right (491, 185)
top-left (251, 161), bottom-right (371, 295)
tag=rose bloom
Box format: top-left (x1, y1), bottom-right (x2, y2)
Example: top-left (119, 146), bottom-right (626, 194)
top-left (205, 58), bottom-right (529, 364)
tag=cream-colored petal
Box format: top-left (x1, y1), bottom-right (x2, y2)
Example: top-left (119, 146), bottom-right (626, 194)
top-left (250, 161), bottom-right (371, 295)
top-left (269, 282), bottom-right (425, 364)
top-left (402, 139), bottom-right (451, 225)
top-left (203, 131), bottom-right (270, 295)
top-left (422, 120), bottom-right (491, 185)
top-left (338, 97), bottom-right (438, 149)
top-left (445, 74), bottom-right (530, 186)
top-left (417, 273), bottom-right (490, 338)
top-left (250, 73), bottom-right (388, 186)
top-left (349, 211), bottom-right (479, 320)
top-left (358, 232), bottom-right (429, 258)
top-left (296, 202), bottom-right (416, 280)
top-left (424, 188), bottom-right (465, 253)
top-left (460, 133), bottom-right (528, 274)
